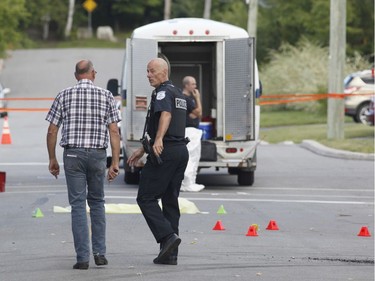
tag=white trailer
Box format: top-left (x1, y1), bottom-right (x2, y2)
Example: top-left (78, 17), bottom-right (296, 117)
top-left (108, 18), bottom-right (261, 186)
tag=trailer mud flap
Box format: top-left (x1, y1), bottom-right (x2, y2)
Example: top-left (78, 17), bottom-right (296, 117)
top-left (200, 141), bottom-right (217, 161)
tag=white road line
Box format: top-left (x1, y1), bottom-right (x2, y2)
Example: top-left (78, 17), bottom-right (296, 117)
top-left (4, 185), bottom-right (373, 193)
top-left (0, 163), bottom-right (49, 165)
top-left (104, 196), bottom-right (373, 205)
top-left (2, 190), bottom-right (373, 205)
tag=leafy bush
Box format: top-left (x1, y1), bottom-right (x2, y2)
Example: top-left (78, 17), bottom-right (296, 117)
top-left (259, 38), bottom-right (372, 112)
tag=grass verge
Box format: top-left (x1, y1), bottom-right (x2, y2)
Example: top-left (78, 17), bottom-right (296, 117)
top-left (260, 110), bottom-right (374, 153)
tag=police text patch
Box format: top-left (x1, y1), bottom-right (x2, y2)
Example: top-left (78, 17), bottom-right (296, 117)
top-left (175, 98), bottom-right (187, 110)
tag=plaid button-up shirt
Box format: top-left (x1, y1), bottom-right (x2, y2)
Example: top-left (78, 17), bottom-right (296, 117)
top-left (46, 79), bottom-right (121, 149)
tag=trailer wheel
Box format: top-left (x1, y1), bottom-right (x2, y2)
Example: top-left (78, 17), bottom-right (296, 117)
top-left (237, 170), bottom-right (254, 186)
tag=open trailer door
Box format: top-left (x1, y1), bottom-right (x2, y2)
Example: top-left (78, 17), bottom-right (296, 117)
top-left (224, 37), bottom-right (255, 141)
top-left (125, 38), bottom-right (158, 141)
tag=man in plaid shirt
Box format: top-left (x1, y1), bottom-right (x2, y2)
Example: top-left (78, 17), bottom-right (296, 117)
top-left (46, 59), bottom-right (121, 270)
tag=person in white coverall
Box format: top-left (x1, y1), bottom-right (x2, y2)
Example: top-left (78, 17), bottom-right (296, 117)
top-left (180, 76), bottom-right (205, 192)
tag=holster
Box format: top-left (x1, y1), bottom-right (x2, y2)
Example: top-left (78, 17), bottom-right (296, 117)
top-left (140, 137), bottom-right (163, 166)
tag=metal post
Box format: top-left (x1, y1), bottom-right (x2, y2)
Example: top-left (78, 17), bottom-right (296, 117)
top-left (327, 0), bottom-right (346, 139)
top-left (247, 0), bottom-right (258, 38)
top-left (203, 0), bottom-right (212, 19)
top-left (164, 0), bottom-right (171, 20)
top-left (88, 12), bottom-right (93, 38)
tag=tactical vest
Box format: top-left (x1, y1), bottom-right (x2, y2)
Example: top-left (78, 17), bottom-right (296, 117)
top-left (148, 82), bottom-right (187, 141)
top-left (166, 84), bottom-right (187, 138)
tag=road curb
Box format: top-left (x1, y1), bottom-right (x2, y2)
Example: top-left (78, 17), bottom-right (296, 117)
top-left (301, 139), bottom-right (374, 161)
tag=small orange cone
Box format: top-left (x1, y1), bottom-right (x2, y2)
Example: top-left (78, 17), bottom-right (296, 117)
top-left (358, 226), bottom-right (371, 237)
top-left (1, 116), bottom-right (12, 145)
top-left (266, 220), bottom-right (279, 230)
top-left (246, 225), bottom-right (258, 236)
top-left (212, 220), bottom-right (225, 230)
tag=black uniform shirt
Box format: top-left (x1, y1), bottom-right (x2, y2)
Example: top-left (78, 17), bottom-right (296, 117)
top-left (148, 81), bottom-right (187, 143)
top-left (185, 94), bottom-right (199, 128)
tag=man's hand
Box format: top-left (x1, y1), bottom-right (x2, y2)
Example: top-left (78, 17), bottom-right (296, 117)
top-left (49, 159), bottom-right (60, 179)
top-left (127, 147), bottom-right (145, 167)
top-left (107, 165), bottom-right (119, 182)
top-left (191, 89), bottom-right (200, 99)
top-left (153, 137), bottom-right (164, 157)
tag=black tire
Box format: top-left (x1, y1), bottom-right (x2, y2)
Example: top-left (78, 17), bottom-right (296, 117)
top-left (237, 170), bottom-right (254, 186)
top-left (354, 102), bottom-right (370, 124)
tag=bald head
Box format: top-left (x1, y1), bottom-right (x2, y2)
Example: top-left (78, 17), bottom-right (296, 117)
top-left (182, 76), bottom-right (197, 93)
top-left (75, 59), bottom-right (96, 81)
top-left (147, 58), bottom-right (169, 88)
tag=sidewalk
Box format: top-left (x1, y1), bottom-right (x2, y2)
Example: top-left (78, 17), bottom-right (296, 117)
top-left (301, 139), bottom-right (374, 161)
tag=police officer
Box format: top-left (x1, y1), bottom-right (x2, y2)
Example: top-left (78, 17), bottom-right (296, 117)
top-left (127, 58), bottom-right (189, 265)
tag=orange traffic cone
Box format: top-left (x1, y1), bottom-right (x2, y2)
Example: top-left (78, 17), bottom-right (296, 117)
top-left (358, 226), bottom-right (371, 237)
top-left (212, 220), bottom-right (225, 230)
top-left (1, 116), bottom-right (12, 144)
top-left (246, 225), bottom-right (258, 236)
top-left (266, 220), bottom-right (279, 230)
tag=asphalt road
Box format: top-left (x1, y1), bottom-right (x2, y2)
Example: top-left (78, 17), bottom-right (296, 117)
top-left (0, 49), bottom-right (374, 281)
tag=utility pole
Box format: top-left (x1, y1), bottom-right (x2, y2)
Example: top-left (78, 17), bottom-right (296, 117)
top-left (246, 0), bottom-right (258, 38)
top-left (327, 0), bottom-right (346, 139)
top-left (164, 0), bottom-right (171, 20)
top-left (203, 0), bottom-right (212, 19)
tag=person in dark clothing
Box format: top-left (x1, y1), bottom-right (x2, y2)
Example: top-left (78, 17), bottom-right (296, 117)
top-left (127, 58), bottom-right (189, 265)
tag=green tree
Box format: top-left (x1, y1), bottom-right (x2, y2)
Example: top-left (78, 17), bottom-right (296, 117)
top-left (172, 0), bottom-right (204, 18)
top-left (25, 0), bottom-right (68, 39)
top-left (211, 0), bottom-right (248, 29)
top-left (0, 0), bottom-right (28, 58)
top-left (257, 0), bottom-right (374, 63)
top-left (109, 0), bottom-right (163, 31)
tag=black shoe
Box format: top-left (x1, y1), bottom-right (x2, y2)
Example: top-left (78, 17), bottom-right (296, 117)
top-left (73, 262), bottom-right (89, 270)
top-left (94, 254), bottom-right (108, 266)
top-left (153, 256), bottom-right (178, 265)
top-left (156, 234), bottom-right (181, 262)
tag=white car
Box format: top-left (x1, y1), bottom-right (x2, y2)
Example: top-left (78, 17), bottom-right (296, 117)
top-left (344, 69), bottom-right (375, 124)
top-left (0, 81), bottom-right (10, 118)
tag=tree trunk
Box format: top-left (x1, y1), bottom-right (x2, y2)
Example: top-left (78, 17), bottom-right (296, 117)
top-left (164, 0), bottom-right (171, 20)
top-left (203, 0), bottom-right (212, 19)
top-left (65, 0), bottom-right (75, 38)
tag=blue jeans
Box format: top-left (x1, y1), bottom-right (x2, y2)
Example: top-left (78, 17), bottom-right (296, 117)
top-left (63, 148), bottom-right (107, 262)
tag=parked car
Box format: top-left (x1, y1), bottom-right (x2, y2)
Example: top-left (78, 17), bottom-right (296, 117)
top-left (344, 69), bottom-right (375, 125)
top-left (0, 81), bottom-right (10, 118)
top-left (364, 95), bottom-right (374, 126)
